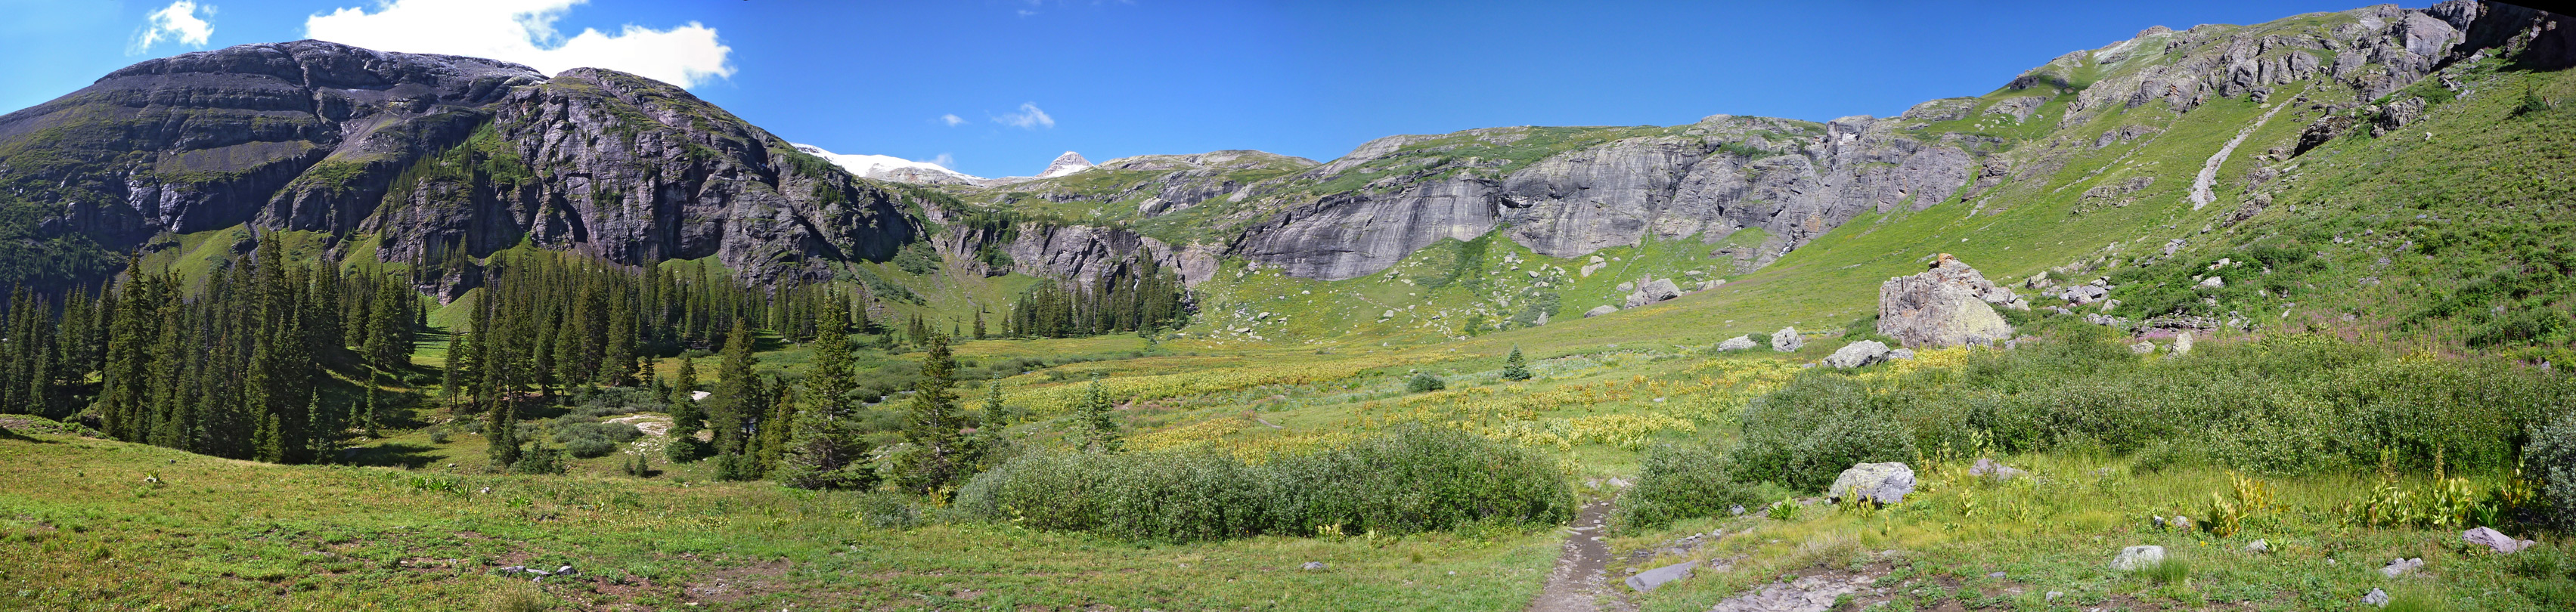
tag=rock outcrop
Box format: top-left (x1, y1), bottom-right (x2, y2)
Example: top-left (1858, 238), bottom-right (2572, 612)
top-left (1878, 255), bottom-right (2016, 348)
top-left (1823, 341), bottom-right (1891, 369)
top-left (1827, 462), bottom-right (1915, 505)
top-left (1623, 277), bottom-right (1682, 308)
top-left (1771, 327), bottom-right (1803, 352)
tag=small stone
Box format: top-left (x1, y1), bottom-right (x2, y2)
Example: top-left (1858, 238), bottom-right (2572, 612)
top-left (1729, 505), bottom-right (1746, 516)
top-left (1583, 305), bottom-right (1619, 318)
top-left (2046, 592), bottom-right (2064, 603)
top-left (1716, 335), bottom-right (1757, 351)
top-left (1827, 462), bottom-right (1915, 505)
top-left (2363, 588), bottom-right (2391, 607)
top-left (2109, 546), bottom-right (2166, 571)
top-left (2379, 558), bottom-right (2422, 577)
top-left (2245, 539), bottom-right (2268, 553)
top-left (1771, 327), bottom-right (1803, 352)
top-left (2463, 527), bottom-right (2537, 554)
top-left (1987, 571), bottom-right (2007, 578)
top-left (2198, 277), bottom-right (2224, 289)
top-left (1625, 561), bottom-right (1698, 593)
top-left (1300, 561), bottom-right (1325, 570)
top-left (2130, 341), bottom-right (2157, 354)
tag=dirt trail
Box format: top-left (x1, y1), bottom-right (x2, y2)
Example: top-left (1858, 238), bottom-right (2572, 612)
top-left (1525, 502), bottom-right (1632, 612)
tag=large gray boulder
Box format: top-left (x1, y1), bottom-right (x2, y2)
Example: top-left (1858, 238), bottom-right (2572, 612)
top-left (1878, 255), bottom-right (2015, 348)
top-left (1822, 341), bottom-right (1891, 369)
top-left (1716, 335), bottom-right (1759, 351)
top-left (1625, 560), bottom-right (1697, 592)
top-left (1771, 327), bottom-right (1803, 352)
top-left (2463, 527), bottom-right (2537, 554)
top-left (1624, 277), bottom-right (1683, 308)
top-left (1826, 462), bottom-right (1915, 505)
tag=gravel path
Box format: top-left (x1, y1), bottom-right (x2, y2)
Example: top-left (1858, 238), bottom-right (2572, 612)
top-left (1525, 502), bottom-right (1632, 612)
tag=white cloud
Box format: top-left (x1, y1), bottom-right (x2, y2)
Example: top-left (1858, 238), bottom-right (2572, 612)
top-left (304, 0), bottom-right (734, 88)
top-left (928, 153), bottom-right (956, 168)
top-left (130, 1), bottom-right (215, 55)
top-left (994, 103), bottom-right (1055, 129)
top-left (940, 113), bottom-right (967, 127)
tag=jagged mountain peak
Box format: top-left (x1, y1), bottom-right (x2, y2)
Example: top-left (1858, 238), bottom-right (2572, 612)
top-left (1039, 151), bottom-right (1094, 178)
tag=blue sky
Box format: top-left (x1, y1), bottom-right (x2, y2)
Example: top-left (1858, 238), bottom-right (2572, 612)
top-left (2, 0), bottom-right (2386, 178)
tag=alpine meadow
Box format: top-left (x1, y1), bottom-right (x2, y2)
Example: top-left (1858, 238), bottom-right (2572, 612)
top-left (8, 2), bottom-right (2576, 611)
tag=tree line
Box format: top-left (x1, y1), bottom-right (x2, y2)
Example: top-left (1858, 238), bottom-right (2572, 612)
top-left (1006, 255), bottom-right (1190, 338)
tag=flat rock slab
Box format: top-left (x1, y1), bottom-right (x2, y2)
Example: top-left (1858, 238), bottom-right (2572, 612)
top-left (1706, 573), bottom-right (1883, 612)
top-left (1624, 560), bottom-right (1697, 593)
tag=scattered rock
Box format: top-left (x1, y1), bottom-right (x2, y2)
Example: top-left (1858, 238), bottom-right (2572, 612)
top-left (1886, 348), bottom-right (1915, 360)
top-left (2364, 588), bottom-right (2392, 607)
top-left (2046, 592), bottom-right (2065, 603)
top-left (1300, 561), bottom-right (1326, 570)
top-left (2380, 558), bottom-right (2423, 577)
top-left (1827, 462), bottom-right (1916, 505)
top-left (2109, 546), bottom-right (2168, 572)
top-left (1625, 277), bottom-right (1683, 308)
top-left (1617, 281), bottom-right (1637, 292)
top-left (2246, 539), bottom-right (2269, 553)
top-left (2171, 331), bottom-right (2195, 356)
top-left (1625, 560), bottom-right (1698, 592)
top-left (1583, 305), bottom-right (1618, 318)
top-left (1822, 341), bottom-right (1892, 369)
top-left (2060, 284), bottom-right (2110, 305)
top-left (1969, 458), bottom-right (2027, 481)
top-left (1877, 254), bottom-right (2015, 348)
top-left (1705, 573), bottom-right (1882, 612)
top-left (1716, 335), bottom-right (1759, 351)
top-left (1771, 327), bottom-right (1803, 352)
top-left (2197, 276), bottom-right (2225, 289)
top-left (2131, 341), bottom-right (2157, 354)
top-left (2151, 515), bottom-right (2195, 531)
top-left (2464, 527), bottom-right (2537, 554)
top-left (1986, 571), bottom-right (2007, 578)
top-left (1729, 505), bottom-right (1746, 516)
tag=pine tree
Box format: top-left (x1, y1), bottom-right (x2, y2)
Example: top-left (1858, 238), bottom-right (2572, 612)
top-left (1502, 347), bottom-right (1534, 381)
top-left (665, 359), bottom-right (710, 462)
top-left (672, 358), bottom-right (699, 404)
top-left (711, 318), bottom-right (758, 456)
top-left (893, 334), bottom-right (972, 496)
top-left (1078, 376), bottom-right (1121, 452)
top-left (982, 382), bottom-right (1010, 427)
top-left (781, 304), bottom-right (872, 490)
top-left (485, 391), bottom-right (519, 469)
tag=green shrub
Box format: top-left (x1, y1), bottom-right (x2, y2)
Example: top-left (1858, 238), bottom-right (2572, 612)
top-left (510, 443), bottom-right (566, 475)
top-left (2140, 558), bottom-right (2190, 586)
top-left (1731, 374), bottom-right (1920, 492)
top-left (956, 425), bottom-right (1570, 542)
top-left (1406, 372), bottom-right (1447, 393)
top-left (553, 421), bottom-right (641, 459)
top-left (2531, 412), bottom-right (2576, 531)
top-left (1619, 443), bottom-right (1775, 529)
top-left (664, 437), bottom-right (710, 463)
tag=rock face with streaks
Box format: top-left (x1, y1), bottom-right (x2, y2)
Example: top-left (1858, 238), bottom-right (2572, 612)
top-left (1229, 115), bottom-right (1978, 280)
top-left (0, 40), bottom-right (919, 289)
top-left (1879, 255), bottom-right (2016, 348)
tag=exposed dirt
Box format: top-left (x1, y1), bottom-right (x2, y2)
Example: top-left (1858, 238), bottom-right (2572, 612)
top-left (1525, 502), bottom-right (1632, 612)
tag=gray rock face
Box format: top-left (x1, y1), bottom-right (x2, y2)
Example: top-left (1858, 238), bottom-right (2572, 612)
top-left (938, 221), bottom-right (1219, 286)
top-left (1624, 277), bottom-right (1682, 308)
top-left (1878, 255), bottom-right (2015, 348)
top-left (981, 150), bottom-right (1317, 218)
top-left (1822, 341), bottom-right (1891, 369)
top-left (1232, 116), bottom-right (1976, 280)
top-left (1827, 462), bottom-right (1915, 505)
top-left (1771, 327), bottom-right (1803, 352)
top-left (1716, 335), bottom-right (1758, 351)
top-left (2110, 546), bottom-right (2167, 571)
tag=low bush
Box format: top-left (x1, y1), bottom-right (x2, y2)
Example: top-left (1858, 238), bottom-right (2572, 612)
top-left (1618, 443), bottom-right (1777, 530)
top-left (1406, 372), bottom-right (1446, 393)
top-left (2530, 413), bottom-right (2576, 531)
top-left (957, 425), bottom-right (1571, 542)
top-left (553, 421), bottom-right (642, 459)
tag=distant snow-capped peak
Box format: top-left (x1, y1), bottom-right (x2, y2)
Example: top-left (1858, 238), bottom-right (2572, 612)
top-left (1037, 151), bottom-right (1093, 178)
top-left (791, 144), bottom-right (984, 185)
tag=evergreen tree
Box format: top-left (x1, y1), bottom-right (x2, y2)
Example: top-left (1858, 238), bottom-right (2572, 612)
top-left (781, 305), bottom-right (873, 489)
top-left (892, 334), bottom-right (972, 496)
top-left (1502, 347), bottom-right (1534, 381)
top-left (672, 358), bottom-right (699, 405)
top-left (711, 318), bottom-right (758, 456)
top-left (1078, 376), bottom-right (1121, 452)
top-left (665, 360), bottom-right (710, 462)
top-left (485, 392), bottom-right (519, 469)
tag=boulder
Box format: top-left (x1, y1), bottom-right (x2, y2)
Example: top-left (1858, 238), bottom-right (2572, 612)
top-left (2197, 276), bottom-right (2225, 289)
top-left (1823, 341), bottom-right (1892, 369)
top-left (2109, 546), bottom-right (2167, 571)
top-left (1877, 255), bottom-right (2016, 348)
top-left (1827, 462), bottom-right (1915, 505)
top-left (1583, 305), bottom-right (1619, 318)
top-left (1771, 327), bottom-right (1803, 352)
top-left (1625, 560), bottom-right (1698, 592)
top-left (2379, 558), bottom-right (2423, 577)
top-left (2245, 539), bottom-right (2269, 553)
top-left (1300, 561), bottom-right (1326, 570)
top-left (2463, 527), bottom-right (2537, 554)
top-left (2171, 331), bottom-right (2195, 356)
top-left (1716, 335), bottom-right (1759, 351)
top-left (2364, 588), bottom-right (2391, 607)
top-left (2060, 284), bottom-right (2110, 304)
top-left (2131, 341), bottom-right (2157, 354)
top-left (1969, 458), bottom-right (2027, 481)
top-left (1625, 277), bottom-right (1683, 308)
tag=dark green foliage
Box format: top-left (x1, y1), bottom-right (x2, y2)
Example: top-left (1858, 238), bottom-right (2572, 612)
top-left (1501, 348), bottom-right (1534, 381)
top-left (781, 308), bottom-right (876, 490)
top-left (553, 420), bottom-right (642, 459)
top-left (891, 335), bottom-right (979, 495)
top-left (891, 243), bottom-right (941, 276)
top-left (1006, 253), bottom-right (1189, 338)
top-left (2530, 413), bottom-right (2576, 531)
top-left (1415, 233), bottom-right (1490, 292)
top-left (1077, 377), bottom-right (1121, 452)
top-left (1729, 373), bottom-right (1919, 492)
top-left (509, 440), bottom-right (567, 475)
top-left (1619, 443), bottom-right (1776, 530)
top-left (957, 425), bottom-right (1573, 542)
top-left (1406, 372), bottom-right (1447, 393)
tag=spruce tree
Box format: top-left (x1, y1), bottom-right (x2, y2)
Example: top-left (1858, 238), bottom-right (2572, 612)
top-left (665, 359), bottom-right (710, 462)
top-left (711, 318), bottom-right (758, 456)
top-left (1078, 376), bottom-right (1121, 452)
top-left (485, 393), bottom-right (520, 470)
top-left (781, 305), bottom-right (872, 489)
top-left (893, 334), bottom-right (971, 496)
top-left (1502, 347), bottom-right (1534, 381)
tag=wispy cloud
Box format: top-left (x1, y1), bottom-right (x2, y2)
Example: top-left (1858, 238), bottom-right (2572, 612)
top-left (940, 113), bottom-right (967, 127)
top-left (304, 0), bottom-right (734, 88)
top-left (129, 1), bottom-right (215, 55)
top-left (994, 103), bottom-right (1055, 129)
top-left (927, 153), bottom-right (956, 169)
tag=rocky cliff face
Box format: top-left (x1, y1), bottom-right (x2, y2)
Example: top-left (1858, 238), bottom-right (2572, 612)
top-left (1227, 116), bottom-right (1976, 280)
top-left (0, 41), bottom-right (919, 289)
